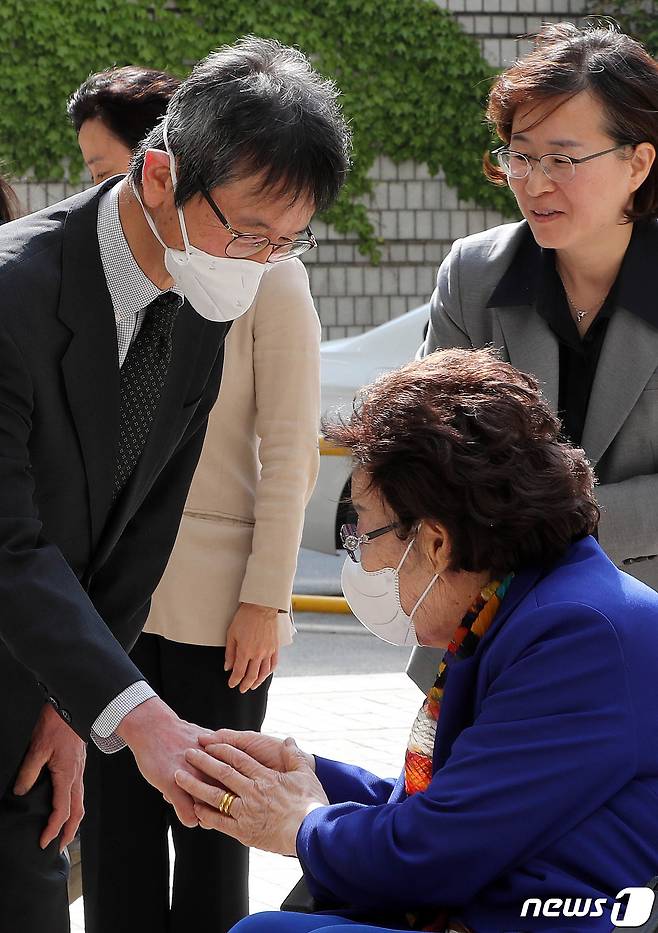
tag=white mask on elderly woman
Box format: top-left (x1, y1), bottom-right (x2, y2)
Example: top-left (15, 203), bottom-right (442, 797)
top-left (132, 122), bottom-right (267, 323)
top-left (341, 533), bottom-right (438, 647)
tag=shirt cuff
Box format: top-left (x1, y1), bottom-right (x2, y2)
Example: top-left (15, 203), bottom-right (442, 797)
top-left (90, 681), bottom-right (156, 754)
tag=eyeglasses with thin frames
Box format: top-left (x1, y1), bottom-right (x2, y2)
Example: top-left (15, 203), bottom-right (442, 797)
top-left (197, 179), bottom-right (317, 262)
top-left (493, 143), bottom-right (632, 184)
top-left (340, 522), bottom-right (399, 564)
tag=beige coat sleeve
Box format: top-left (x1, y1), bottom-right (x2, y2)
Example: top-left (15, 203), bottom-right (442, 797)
top-left (238, 260), bottom-right (321, 611)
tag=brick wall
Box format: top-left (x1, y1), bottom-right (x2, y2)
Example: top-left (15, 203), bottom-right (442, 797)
top-left (305, 158), bottom-right (506, 338)
top-left (12, 0), bottom-right (586, 339)
top-left (11, 180), bottom-right (89, 215)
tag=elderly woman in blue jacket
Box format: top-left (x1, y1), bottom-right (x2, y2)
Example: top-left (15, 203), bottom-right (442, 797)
top-left (174, 349), bottom-right (658, 933)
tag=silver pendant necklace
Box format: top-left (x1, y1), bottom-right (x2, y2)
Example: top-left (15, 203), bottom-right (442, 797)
top-left (562, 286), bottom-right (605, 326)
top-left (568, 300), bottom-right (589, 324)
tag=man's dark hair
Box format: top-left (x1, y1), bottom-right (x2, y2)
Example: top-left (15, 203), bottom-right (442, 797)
top-left (67, 65), bottom-right (180, 151)
top-left (324, 348), bottom-right (599, 576)
top-left (484, 22), bottom-right (658, 222)
top-left (0, 175), bottom-right (19, 224)
top-left (130, 36), bottom-right (351, 212)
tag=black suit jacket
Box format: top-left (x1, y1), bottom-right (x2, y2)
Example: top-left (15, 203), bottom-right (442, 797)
top-left (0, 179), bottom-right (229, 795)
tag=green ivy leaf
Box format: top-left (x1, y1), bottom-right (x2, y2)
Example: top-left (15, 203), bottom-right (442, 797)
top-left (0, 0), bottom-right (520, 258)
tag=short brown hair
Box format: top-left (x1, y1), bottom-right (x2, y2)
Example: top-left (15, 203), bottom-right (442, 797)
top-left (484, 22), bottom-right (658, 222)
top-left (323, 349), bottom-right (599, 576)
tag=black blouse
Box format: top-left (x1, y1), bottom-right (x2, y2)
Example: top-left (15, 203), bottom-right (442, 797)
top-left (487, 221), bottom-right (657, 447)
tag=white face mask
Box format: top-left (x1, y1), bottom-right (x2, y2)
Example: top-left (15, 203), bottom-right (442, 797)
top-left (132, 123), bottom-right (267, 323)
top-left (341, 534), bottom-right (438, 647)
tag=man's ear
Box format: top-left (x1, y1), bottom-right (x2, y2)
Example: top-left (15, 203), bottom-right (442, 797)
top-left (419, 520), bottom-right (452, 574)
top-left (141, 149), bottom-right (174, 210)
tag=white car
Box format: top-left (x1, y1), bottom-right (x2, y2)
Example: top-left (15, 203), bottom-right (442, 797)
top-left (302, 303), bottom-right (430, 554)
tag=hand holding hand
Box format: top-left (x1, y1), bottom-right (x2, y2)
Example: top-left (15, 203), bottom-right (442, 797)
top-left (199, 729), bottom-right (316, 773)
top-left (14, 703), bottom-right (86, 852)
top-left (117, 696), bottom-right (212, 828)
top-left (175, 737), bottom-right (328, 855)
top-left (224, 602), bottom-right (280, 692)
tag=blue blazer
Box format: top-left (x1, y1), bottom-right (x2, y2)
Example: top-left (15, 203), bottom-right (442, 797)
top-left (296, 538), bottom-right (658, 932)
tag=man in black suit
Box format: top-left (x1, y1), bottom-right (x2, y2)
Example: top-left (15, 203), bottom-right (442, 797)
top-left (0, 37), bottom-right (350, 931)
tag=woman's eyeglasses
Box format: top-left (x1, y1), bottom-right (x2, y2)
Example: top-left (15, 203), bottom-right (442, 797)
top-left (492, 143), bottom-right (632, 184)
top-left (339, 522), bottom-right (399, 563)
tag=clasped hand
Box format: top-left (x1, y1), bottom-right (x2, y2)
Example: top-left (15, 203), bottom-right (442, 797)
top-left (174, 729), bottom-right (329, 855)
top-left (224, 602), bottom-right (280, 692)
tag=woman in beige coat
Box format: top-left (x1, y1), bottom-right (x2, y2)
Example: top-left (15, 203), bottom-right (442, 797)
top-left (70, 65), bottom-right (322, 933)
top-left (138, 257), bottom-right (320, 924)
top-left (146, 258), bottom-right (319, 680)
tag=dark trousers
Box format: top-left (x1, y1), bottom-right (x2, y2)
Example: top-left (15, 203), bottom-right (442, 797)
top-left (0, 767), bottom-right (70, 933)
top-left (81, 632), bottom-right (271, 933)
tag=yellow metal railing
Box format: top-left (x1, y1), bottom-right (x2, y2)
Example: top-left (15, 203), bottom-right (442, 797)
top-left (318, 437), bottom-right (351, 457)
top-left (292, 594), bottom-right (351, 614)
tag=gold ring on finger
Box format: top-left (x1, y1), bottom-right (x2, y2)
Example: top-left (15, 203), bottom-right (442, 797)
top-left (218, 791), bottom-right (237, 817)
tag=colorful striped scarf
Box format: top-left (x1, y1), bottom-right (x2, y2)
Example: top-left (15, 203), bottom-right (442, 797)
top-left (404, 574), bottom-right (514, 796)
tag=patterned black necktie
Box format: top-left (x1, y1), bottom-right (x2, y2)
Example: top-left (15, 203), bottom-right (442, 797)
top-left (113, 291), bottom-right (181, 500)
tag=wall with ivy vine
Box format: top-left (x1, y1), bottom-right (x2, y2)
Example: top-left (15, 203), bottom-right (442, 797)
top-left (0, 0), bottom-right (517, 260)
top-left (1, 0), bottom-right (599, 336)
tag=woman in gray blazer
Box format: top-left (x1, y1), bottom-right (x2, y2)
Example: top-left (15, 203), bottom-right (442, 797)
top-left (412, 22), bottom-right (658, 689)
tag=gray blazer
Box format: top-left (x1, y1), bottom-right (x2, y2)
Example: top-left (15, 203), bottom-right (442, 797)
top-left (408, 219), bottom-right (658, 692)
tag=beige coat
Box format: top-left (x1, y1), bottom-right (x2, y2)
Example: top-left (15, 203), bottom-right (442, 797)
top-left (145, 258), bottom-right (320, 646)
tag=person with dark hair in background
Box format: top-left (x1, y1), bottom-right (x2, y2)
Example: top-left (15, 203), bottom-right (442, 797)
top-left (0, 174), bottom-right (19, 223)
top-left (69, 62), bottom-right (323, 932)
top-left (174, 349), bottom-right (658, 933)
top-left (68, 65), bottom-right (181, 185)
top-left (0, 37), bottom-right (350, 933)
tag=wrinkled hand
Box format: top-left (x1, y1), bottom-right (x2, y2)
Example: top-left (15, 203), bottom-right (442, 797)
top-left (117, 696), bottom-right (212, 828)
top-left (199, 729), bottom-right (315, 773)
top-left (225, 602), bottom-right (279, 692)
top-left (175, 737), bottom-right (329, 855)
top-left (14, 703), bottom-right (86, 852)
